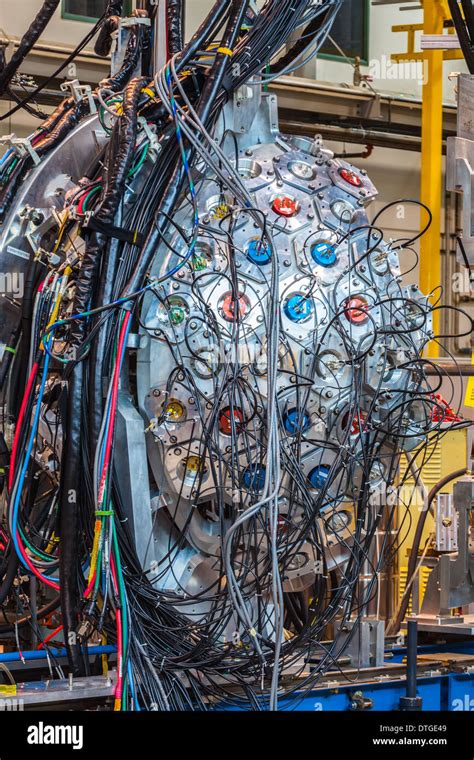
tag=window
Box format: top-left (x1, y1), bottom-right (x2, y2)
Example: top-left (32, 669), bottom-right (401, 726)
top-left (62, 0), bottom-right (131, 23)
top-left (319, 0), bottom-right (369, 64)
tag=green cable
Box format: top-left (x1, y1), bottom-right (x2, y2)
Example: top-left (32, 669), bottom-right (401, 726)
top-left (112, 519), bottom-right (129, 708)
top-left (81, 185), bottom-right (102, 212)
top-left (128, 143), bottom-right (149, 178)
top-left (18, 525), bottom-right (58, 564)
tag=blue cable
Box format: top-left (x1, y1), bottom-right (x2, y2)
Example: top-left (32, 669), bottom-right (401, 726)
top-left (10, 346), bottom-right (59, 585)
top-left (127, 659), bottom-right (140, 711)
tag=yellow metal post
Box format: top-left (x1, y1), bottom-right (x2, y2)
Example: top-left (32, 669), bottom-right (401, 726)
top-left (419, 0), bottom-right (444, 356)
top-left (392, 1), bottom-right (459, 357)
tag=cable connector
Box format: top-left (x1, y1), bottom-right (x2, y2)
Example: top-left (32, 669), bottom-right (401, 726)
top-left (77, 615), bottom-right (96, 643)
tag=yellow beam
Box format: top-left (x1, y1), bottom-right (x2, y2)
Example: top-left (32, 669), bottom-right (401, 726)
top-left (391, 0), bottom-right (459, 355)
top-left (420, 0), bottom-right (445, 356)
top-left (392, 23), bottom-right (423, 32)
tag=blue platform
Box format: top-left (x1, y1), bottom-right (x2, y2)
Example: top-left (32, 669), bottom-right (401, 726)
top-left (217, 641), bottom-right (474, 711)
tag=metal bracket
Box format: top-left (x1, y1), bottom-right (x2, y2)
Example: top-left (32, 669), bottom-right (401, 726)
top-left (446, 74), bottom-right (474, 267)
top-left (435, 492), bottom-right (458, 552)
top-left (138, 117), bottom-right (161, 157)
top-left (359, 92), bottom-right (383, 121)
top-left (233, 79), bottom-right (262, 134)
top-left (120, 16), bottom-right (151, 29)
top-left (112, 16), bottom-right (151, 61)
top-left (337, 618), bottom-right (385, 668)
top-left (0, 133), bottom-right (40, 165)
top-left (60, 79), bottom-right (96, 114)
top-left (420, 477), bottom-right (474, 618)
top-left (447, 135), bottom-right (474, 267)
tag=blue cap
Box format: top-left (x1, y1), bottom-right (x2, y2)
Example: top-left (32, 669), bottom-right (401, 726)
top-left (311, 241), bottom-right (337, 267)
top-left (242, 465), bottom-right (266, 492)
top-left (283, 294), bottom-right (313, 322)
top-left (308, 464), bottom-right (330, 490)
top-left (246, 239), bottom-right (271, 265)
top-left (283, 408), bottom-right (310, 435)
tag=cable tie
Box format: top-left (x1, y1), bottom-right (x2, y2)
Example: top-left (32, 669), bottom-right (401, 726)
top-left (248, 627), bottom-right (257, 637)
top-left (217, 47), bottom-right (234, 57)
top-left (141, 86), bottom-right (156, 99)
top-left (95, 510), bottom-right (114, 516)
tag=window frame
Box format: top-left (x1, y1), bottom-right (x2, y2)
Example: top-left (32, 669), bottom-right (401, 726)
top-left (61, 0), bottom-right (131, 23)
top-left (318, 0), bottom-right (370, 66)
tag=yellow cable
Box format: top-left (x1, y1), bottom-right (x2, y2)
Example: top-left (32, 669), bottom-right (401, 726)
top-left (87, 519), bottom-right (103, 588)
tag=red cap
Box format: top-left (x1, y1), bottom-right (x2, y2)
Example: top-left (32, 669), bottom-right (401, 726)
top-left (221, 292), bottom-right (248, 322)
top-left (272, 196), bottom-right (298, 217)
top-left (344, 296), bottom-right (369, 324)
top-left (219, 406), bottom-right (244, 435)
top-left (340, 168), bottom-right (362, 187)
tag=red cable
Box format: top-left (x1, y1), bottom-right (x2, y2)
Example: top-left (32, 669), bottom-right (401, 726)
top-left (9, 361), bottom-right (39, 489)
top-left (110, 556), bottom-right (123, 703)
top-left (37, 624), bottom-right (63, 650)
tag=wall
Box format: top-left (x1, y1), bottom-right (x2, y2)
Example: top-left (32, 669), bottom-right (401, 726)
top-left (0, 0), bottom-right (215, 49)
top-left (311, 2), bottom-right (468, 103)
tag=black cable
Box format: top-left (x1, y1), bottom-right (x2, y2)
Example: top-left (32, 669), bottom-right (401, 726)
top-left (448, 0), bottom-right (474, 72)
top-left (0, 0), bottom-right (61, 97)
